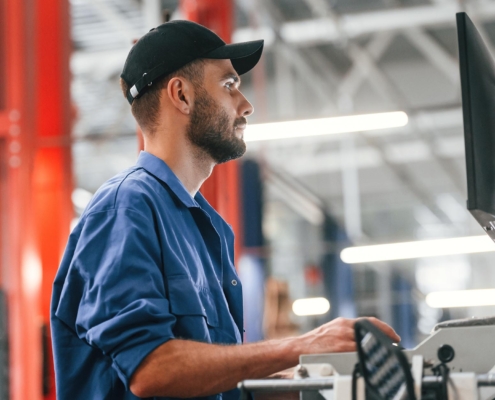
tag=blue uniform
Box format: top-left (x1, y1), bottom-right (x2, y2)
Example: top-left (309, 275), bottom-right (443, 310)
top-left (51, 151), bottom-right (244, 400)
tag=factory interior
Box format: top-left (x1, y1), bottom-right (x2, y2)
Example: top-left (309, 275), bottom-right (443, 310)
top-left (4, 0), bottom-right (495, 399)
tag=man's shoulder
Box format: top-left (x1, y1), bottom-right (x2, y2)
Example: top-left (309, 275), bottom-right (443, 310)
top-left (82, 166), bottom-right (174, 218)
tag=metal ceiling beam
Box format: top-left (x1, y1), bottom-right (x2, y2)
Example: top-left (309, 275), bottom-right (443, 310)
top-left (342, 39), bottom-right (402, 108)
top-left (302, 0), bottom-right (335, 18)
top-left (233, 2), bottom-right (495, 47)
top-left (143, 0), bottom-right (162, 28)
top-left (277, 43), bottom-right (338, 113)
top-left (298, 0), bottom-right (402, 108)
top-left (87, 0), bottom-right (142, 45)
top-left (403, 27), bottom-right (459, 84)
top-left (337, 32), bottom-right (395, 100)
top-left (249, 0), bottom-right (340, 114)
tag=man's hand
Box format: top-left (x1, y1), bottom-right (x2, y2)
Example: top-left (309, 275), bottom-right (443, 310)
top-left (296, 317), bottom-right (400, 354)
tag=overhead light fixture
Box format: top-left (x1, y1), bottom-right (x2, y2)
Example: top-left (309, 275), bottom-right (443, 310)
top-left (426, 289), bottom-right (495, 308)
top-left (244, 111), bottom-right (408, 142)
top-left (292, 297), bottom-right (330, 316)
top-left (340, 235), bottom-right (495, 264)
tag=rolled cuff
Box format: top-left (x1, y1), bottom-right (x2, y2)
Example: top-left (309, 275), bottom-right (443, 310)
top-left (112, 334), bottom-right (175, 390)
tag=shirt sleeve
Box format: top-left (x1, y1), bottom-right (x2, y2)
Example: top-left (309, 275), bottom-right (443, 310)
top-left (54, 206), bottom-right (176, 389)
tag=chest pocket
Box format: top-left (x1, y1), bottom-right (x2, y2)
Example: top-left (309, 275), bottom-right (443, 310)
top-left (167, 276), bottom-right (219, 342)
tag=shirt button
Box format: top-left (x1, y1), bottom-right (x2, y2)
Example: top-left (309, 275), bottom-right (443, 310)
top-left (231, 279), bottom-right (238, 286)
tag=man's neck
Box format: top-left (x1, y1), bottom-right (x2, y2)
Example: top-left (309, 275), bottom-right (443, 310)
top-left (144, 135), bottom-right (215, 197)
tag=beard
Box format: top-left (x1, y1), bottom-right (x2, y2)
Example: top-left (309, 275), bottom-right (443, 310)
top-left (186, 86), bottom-right (247, 164)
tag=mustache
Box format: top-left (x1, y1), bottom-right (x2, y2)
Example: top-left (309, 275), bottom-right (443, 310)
top-left (234, 117), bottom-right (247, 128)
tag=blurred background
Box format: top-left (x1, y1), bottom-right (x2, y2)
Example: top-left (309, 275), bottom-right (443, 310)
top-left (3, 0), bottom-right (495, 398)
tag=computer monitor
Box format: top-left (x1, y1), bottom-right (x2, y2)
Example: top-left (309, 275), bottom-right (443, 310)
top-left (457, 12), bottom-right (495, 240)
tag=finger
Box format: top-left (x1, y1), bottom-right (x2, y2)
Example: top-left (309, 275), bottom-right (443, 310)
top-left (362, 317), bottom-right (401, 342)
top-left (341, 341), bottom-right (357, 352)
top-left (341, 328), bottom-right (357, 352)
top-left (345, 327), bottom-right (356, 340)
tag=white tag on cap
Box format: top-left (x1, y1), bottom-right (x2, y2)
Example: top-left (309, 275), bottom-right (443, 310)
top-left (130, 85), bottom-right (139, 98)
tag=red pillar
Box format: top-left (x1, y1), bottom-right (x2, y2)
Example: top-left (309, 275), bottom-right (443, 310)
top-left (1, 0), bottom-right (72, 399)
top-left (3, 0), bottom-right (41, 399)
top-left (180, 0), bottom-right (244, 265)
top-left (2, 150), bottom-right (41, 400)
top-left (33, 1), bottom-right (73, 398)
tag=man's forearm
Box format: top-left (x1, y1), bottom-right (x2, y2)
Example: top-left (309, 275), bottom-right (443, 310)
top-left (129, 317), bottom-right (400, 398)
top-left (130, 337), bottom-right (302, 398)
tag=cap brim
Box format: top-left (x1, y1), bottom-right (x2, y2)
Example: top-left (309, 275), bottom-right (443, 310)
top-left (204, 40), bottom-right (264, 75)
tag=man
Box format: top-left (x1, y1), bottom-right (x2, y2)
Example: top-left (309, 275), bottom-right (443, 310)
top-left (51, 20), bottom-right (400, 400)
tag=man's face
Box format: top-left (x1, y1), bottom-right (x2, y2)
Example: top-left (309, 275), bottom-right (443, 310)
top-left (186, 59), bottom-right (253, 164)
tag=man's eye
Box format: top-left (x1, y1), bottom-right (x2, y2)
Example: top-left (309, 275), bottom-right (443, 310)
top-left (225, 81), bottom-right (234, 90)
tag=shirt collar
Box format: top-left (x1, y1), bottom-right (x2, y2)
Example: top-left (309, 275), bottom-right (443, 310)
top-left (136, 151), bottom-right (199, 208)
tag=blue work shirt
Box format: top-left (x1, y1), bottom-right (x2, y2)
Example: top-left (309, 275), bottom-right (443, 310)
top-left (51, 151), bottom-right (244, 400)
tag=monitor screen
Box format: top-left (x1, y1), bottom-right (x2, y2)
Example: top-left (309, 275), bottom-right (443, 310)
top-left (457, 12), bottom-right (495, 240)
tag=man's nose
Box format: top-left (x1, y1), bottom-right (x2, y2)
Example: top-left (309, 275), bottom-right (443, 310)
top-left (238, 91), bottom-right (254, 117)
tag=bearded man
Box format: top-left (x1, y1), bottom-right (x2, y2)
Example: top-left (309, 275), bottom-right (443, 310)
top-left (50, 20), bottom-right (399, 400)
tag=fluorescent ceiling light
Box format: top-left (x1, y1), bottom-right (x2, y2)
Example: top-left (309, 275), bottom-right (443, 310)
top-left (426, 289), bottom-right (495, 308)
top-left (244, 111), bottom-right (408, 142)
top-left (292, 297), bottom-right (330, 316)
top-left (340, 235), bottom-right (495, 264)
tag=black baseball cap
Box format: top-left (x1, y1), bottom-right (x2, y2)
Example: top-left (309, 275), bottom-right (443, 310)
top-left (121, 20), bottom-right (264, 105)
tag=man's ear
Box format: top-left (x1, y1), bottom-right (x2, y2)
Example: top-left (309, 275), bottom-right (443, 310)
top-left (167, 77), bottom-right (193, 115)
